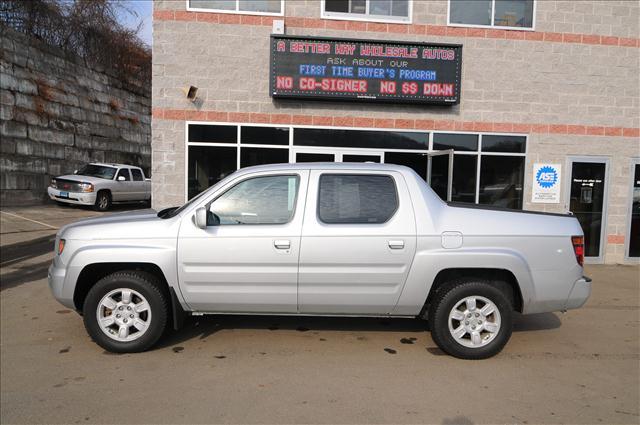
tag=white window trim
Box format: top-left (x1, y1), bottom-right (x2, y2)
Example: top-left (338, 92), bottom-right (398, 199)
top-left (320, 0), bottom-right (413, 25)
top-left (184, 121), bottom-right (528, 203)
top-left (186, 0), bottom-right (285, 17)
top-left (447, 0), bottom-right (536, 32)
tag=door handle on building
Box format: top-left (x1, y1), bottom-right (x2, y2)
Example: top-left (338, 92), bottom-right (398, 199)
top-left (388, 240), bottom-right (404, 249)
top-left (274, 240), bottom-right (291, 249)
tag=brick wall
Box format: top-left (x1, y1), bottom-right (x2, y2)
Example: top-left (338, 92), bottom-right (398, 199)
top-left (0, 26), bottom-right (151, 206)
top-left (151, 0), bottom-right (639, 263)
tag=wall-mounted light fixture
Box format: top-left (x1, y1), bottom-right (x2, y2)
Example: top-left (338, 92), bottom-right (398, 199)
top-left (184, 85), bottom-right (198, 101)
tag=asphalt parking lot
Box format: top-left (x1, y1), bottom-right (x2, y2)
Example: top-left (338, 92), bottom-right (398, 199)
top-left (1, 204), bottom-right (639, 424)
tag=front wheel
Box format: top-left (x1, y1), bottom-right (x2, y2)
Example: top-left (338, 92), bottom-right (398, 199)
top-left (428, 280), bottom-right (513, 359)
top-left (94, 191), bottom-right (111, 211)
top-left (83, 271), bottom-right (169, 353)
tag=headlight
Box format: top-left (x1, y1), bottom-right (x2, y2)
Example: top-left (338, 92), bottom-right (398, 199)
top-left (50, 179), bottom-right (57, 188)
top-left (57, 239), bottom-right (66, 255)
top-left (80, 183), bottom-right (94, 193)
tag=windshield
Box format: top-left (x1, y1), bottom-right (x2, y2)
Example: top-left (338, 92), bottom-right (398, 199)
top-left (77, 164), bottom-right (117, 180)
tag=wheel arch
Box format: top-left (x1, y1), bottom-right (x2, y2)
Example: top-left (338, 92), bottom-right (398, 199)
top-left (422, 268), bottom-right (524, 317)
top-left (73, 262), bottom-right (168, 311)
top-left (393, 248), bottom-right (535, 316)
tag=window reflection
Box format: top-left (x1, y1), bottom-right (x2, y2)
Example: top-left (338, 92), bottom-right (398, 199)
top-left (479, 156), bottom-right (524, 209)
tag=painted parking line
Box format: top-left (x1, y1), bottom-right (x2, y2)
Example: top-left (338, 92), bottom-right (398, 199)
top-left (0, 211), bottom-right (59, 230)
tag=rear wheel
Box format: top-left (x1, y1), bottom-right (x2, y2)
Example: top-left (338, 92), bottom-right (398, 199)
top-left (428, 280), bottom-right (513, 359)
top-left (83, 271), bottom-right (169, 353)
top-left (94, 190), bottom-right (111, 211)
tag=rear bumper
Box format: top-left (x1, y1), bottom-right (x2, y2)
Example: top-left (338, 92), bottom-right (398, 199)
top-left (47, 187), bottom-right (96, 206)
top-left (564, 275), bottom-right (592, 310)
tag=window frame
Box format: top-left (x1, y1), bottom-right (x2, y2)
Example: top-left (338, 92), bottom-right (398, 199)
top-left (205, 173), bottom-right (301, 226)
top-left (321, 0), bottom-right (413, 25)
top-left (185, 121), bottom-right (528, 208)
top-left (317, 173), bottom-right (400, 225)
top-left (447, 0), bottom-right (536, 31)
top-left (186, 0), bottom-right (285, 17)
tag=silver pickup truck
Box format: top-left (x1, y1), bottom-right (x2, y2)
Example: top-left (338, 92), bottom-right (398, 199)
top-left (48, 163), bottom-right (591, 359)
top-left (47, 163), bottom-right (151, 211)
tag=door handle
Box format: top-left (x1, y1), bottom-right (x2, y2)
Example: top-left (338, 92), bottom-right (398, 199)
top-left (388, 240), bottom-right (404, 249)
top-left (274, 240), bottom-right (291, 249)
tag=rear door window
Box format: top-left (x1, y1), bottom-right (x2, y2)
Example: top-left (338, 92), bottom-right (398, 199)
top-left (131, 169), bottom-right (144, 181)
top-left (318, 174), bottom-right (398, 224)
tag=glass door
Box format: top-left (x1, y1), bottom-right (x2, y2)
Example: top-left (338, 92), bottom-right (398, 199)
top-left (566, 158), bottom-right (609, 262)
top-left (627, 162), bottom-right (640, 259)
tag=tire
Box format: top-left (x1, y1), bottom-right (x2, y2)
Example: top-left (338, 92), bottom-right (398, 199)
top-left (428, 280), bottom-right (513, 360)
top-left (94, 191), bottom-right (111, 211)
top-left (82, 271), bottom-right (169, 353)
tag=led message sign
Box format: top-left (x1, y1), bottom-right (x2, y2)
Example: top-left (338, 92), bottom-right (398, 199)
top-left (270, 35), bottom-right (462, 105)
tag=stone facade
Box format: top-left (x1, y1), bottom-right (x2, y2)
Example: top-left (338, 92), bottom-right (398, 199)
top-left (0, 26), bottom-right (151, 205)
top-left (151, 0), bottom-right (639, 263)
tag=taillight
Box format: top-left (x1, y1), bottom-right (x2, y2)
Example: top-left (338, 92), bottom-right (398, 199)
top-left (572, 236), bottom-right (584, 266)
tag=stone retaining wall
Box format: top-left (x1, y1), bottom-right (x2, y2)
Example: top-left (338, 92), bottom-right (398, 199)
top-left (0, 25), bottom-right (151, 205)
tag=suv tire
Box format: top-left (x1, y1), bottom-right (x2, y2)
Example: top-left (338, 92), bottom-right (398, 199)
top-left (83, 271), bottom-right (169, 353)
top-left (428, 280), bottom-right (513, 360)
top-left (94, 191), bottom-right (111, 211)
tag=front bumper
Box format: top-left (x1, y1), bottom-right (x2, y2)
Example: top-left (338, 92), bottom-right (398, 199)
top-left (565, 275), bottom-right (592, 310)
top-left (48, 258), bottom-right (75, 309)
top-left (47, 187), bottom-right (96, 206)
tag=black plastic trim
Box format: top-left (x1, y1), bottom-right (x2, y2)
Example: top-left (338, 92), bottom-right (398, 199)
top-left (170, 287), bottom-right (186, 331)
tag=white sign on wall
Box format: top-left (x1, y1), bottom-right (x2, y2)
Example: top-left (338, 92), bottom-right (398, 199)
top-left (532, 163), bottom-right (562, 203)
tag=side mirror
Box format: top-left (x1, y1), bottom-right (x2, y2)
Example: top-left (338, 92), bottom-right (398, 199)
top-left (194, 207), bottom-right (207, 229)
top-left (117, 175), bottom-right (126, 181)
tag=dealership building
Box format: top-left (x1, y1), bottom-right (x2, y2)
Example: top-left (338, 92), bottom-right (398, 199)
top-left (152, 0), bottom-right (639, 264)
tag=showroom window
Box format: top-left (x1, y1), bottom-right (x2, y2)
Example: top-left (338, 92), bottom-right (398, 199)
top-left (322, 0), bottom-right (411, 23)
top-left (429, 133), bottom-right (526, 209)
top-left (188, 0), bottom-right (284, 15)
top-left (186, 123), bottom-right (527, 209)
top-left (448, 0), bottom-right (535, 30)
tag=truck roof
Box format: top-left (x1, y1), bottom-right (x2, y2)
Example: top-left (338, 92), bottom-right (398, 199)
top-left (89, 163), bottom-right (141, 169)
top-left (235, 162), bottom-right (414, 173)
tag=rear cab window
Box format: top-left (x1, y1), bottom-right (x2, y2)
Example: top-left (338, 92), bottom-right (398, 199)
top-left (318, 174), bottom-right (399, 224)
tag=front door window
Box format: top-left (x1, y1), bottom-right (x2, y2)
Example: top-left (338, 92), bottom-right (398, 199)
top-left (569, 161), bottom-right (607, 258)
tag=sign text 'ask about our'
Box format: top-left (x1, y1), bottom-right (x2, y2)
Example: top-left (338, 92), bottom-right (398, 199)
top-left (270, 36), bottom-right (462, 105)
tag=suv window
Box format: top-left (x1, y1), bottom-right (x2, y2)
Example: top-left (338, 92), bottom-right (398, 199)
top-left (209, 175), bottom-right (299, 225)
top-left (116, 169), bottom-right (131, 181)
top-left (131, 169), bottom-right (144, 181)
top-left (318, 174), bottom-right (398, 224)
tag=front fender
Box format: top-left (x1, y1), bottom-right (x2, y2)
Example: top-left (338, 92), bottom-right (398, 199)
top-left (392, 247), bottom-right (535, 315)
top-left (60, 240), bottom-right (187, 310)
